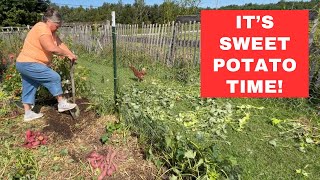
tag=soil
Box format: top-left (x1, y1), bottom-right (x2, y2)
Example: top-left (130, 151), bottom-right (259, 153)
top-left (41, 98), bottom-right (96, 140)
top-left (20, 98), bottom-right (159, 179)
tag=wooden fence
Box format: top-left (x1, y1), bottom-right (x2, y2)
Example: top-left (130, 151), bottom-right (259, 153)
top-left (0, 22), bottom-right (200, 66)
top-left (0, 22), bottom-right (201, 66)
top-left (57, 21), bottom-right (201, 66)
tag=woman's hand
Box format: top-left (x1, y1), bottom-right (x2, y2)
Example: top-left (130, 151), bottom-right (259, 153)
top-left (67, 53), bottom-right (77, 61)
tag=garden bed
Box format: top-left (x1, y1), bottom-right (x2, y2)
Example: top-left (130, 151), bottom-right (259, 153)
top-left (0, 97), bottom-right (158, 179)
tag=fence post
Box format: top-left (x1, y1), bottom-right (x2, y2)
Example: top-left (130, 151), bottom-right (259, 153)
top-left (112, 11), bottom-right (118, 110)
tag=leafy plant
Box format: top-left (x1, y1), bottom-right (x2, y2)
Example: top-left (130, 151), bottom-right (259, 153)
top-left (1, 56), bottom-right (91, 103)
top-left (0, 87), bottom-right (15, 118)
top-left (1, 64), bottom-right (22, 97)
top-left (0, 140), bottom-right (39, 179)
top-left (100, 122), bottom-right (123, 144)
top-left (295, 165), bottom-right (310, 178)
top-left (118, 81), bottom-right (249, 178)
top-left (50, 56), bottom-right (91, 98)
top-left (270, 117), bottom-right (320, 152)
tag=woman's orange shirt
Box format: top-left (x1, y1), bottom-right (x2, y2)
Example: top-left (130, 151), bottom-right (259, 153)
top-left (17, 22), bottom-right (57, 65)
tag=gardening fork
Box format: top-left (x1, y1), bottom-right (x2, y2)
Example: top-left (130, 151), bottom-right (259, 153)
top-left (69, 60), bottom-right (80, 119)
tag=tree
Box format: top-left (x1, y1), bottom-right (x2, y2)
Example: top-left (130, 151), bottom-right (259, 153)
top-left (36, 0), bottom-right (320, 24)
top-left (133, 0), bottom-right (147, 23)
top-left (159, 1), bottom-right (177, 23)
top-left (0, 0), bottom-right (50, 26)
top-left (178, 0), bottom-right (201, 9)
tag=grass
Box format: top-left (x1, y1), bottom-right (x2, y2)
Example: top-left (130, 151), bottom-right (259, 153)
top-left (218, 113), bottom-right (320, 179)
top-left (221, 126), bottom-right (320, 179)
top-left (76, 52), bottom-right (192, 100)
top-left (77, 53), bottom-right (320, 179)
top-left (77, 54), bottom-right (115, 94)
top-left (214, 98), bottom-right (320, 179)
top-left (0, 117), bottom-right (42, 178)
top-left (1, 52), bottom-right (316, 179)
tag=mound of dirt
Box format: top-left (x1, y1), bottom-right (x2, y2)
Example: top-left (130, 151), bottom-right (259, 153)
top-left (40, 98), bottom-right (96, 140)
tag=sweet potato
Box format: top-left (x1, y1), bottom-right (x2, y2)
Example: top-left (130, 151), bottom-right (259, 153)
top-left (38, 135), bottom-right (44, 141)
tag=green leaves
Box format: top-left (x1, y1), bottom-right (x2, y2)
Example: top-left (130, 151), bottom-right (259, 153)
top-left (100, 122), bottom-right (122, 144)
top-left (296, 165), bottom-right (310, 177)
top-left (119, 83), bottom-right (221, 178)
top-left (119, 81), bottom-right (254, 178)
top-left (0, 144), bottom-right (39, 179)
top-left (1, 65), bottom-right (22, 98)
top-left (184, 150), bottom-right (196, 159)
top-left (59, 148), bottom-right (68, 156)
top-left (100, 133), bottom-right (109, 142)
top-left (237, 112), bottom-right (250, 131)
top-left (305, 137), bottom-right (314, 144)
top-left (271, 118), bottom-right (282, 126)
top-left (268, 139), bottom-right (277, 147)
top-left (271, 117), bottom-right (319, 152)
top-left (0, 0), bottom-right (49, 26)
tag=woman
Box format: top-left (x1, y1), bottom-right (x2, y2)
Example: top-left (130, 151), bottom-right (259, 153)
top-left (16, 7), bottom-right (77, 121)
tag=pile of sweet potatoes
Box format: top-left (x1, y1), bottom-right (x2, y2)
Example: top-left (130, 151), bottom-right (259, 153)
top-left (23, 130), bottom-right (48, 148)
top-left (86, 146), bottom-right (118, 180)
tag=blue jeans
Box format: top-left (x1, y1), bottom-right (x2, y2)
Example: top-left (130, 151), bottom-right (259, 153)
top-left (16, 62), bottom-right (63, 105)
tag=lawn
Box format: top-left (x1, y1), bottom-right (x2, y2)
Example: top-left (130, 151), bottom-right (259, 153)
top-left (216, 98), bottom-right (320, 179)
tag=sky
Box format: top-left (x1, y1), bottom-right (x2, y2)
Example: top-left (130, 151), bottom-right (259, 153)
top-left (51, 0), bottom-right (310, 9)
